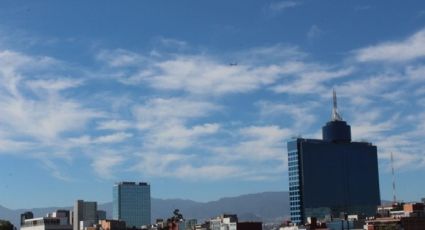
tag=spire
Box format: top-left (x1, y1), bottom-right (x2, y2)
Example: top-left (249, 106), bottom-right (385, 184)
top-left (332, 89), bottom-right (343, 121)
top-left (391, 152), bottom-right (397, 204)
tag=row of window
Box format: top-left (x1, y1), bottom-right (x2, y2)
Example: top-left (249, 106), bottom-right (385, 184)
top-left (290, 198), bottom-right (300, 202)
top-left (289, 181), bottom-right (299, 186)
top-left (288, 150), bottom-right (298, 156)
top-left (290, 201), bottom-right (301, 206)
top-left (289, 195), bottom-right (300, 201)
top-left (288, 170), bottom-right (299, 176)
top-left (288, 155), bottom-right (298, 160)
top-left (289, 191), bottom-right (300, 196)
top-left (290, 206), bottom-right (302, 211)
top-left (289, 166), bottom-right (298, 171)
top-left (289, 175), bottom-right (299, 181)
top-left (288, 161), bottom-right (298, 167)
top-left (289, 185), bottom-right (300, 190)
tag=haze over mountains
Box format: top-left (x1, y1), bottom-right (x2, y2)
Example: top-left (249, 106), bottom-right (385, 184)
top-left (0, 191), bottom-right (289, 227)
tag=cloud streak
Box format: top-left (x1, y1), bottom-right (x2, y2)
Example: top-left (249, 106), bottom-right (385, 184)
top-left (355, 28), bottom-right (425, 62)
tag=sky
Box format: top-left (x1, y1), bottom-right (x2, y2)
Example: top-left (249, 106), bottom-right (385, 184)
top-left (0, 0), bottom-right (425, 209)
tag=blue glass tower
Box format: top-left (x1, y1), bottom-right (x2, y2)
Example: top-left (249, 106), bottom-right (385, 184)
top-left (113, 182), bottom-right (151, 227)
top-left (287, 91), bottom-right (380, 225)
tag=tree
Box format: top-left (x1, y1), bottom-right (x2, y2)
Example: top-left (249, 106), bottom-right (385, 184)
top-left (0, 220), bottom-right (15, 230)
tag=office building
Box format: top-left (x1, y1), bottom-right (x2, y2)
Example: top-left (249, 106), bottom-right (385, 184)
top-left (209, 214), bottom-right (238, 230)
top-left (21, 210), bottom-right (72, 230)
top-left (113, 182), bottom-right (151, 228)
top-left (287, 90), bottom-right (381, 224)
top-left (73, 200), bottom-right (97, 230)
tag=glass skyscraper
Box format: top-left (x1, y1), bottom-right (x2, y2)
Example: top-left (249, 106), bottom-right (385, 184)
top-left (287, 91), bottom-right (381, 225)
top-left (113, 182), bottom-right (151, 228)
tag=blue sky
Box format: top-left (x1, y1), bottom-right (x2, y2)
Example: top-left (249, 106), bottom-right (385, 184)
top-left (1, 0), bottom-right (425, 209)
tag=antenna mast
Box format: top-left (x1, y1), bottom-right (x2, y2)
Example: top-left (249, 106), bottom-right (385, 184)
top-left (391, 152), bottom-right (397, 204)
top-left (332, 89), bottom-right (342, 121)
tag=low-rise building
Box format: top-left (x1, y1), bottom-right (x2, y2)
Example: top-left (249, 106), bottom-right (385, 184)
top-left (236, 222), bottom-right (261, 230)
top-left (210, 215), bottom-right (237, 230)
top-left (99, 219), bottom-right (126, 230)
top-left (21, 210), bottom-right (72, 230)
top-left (365, 202), bottom-right (425, 230)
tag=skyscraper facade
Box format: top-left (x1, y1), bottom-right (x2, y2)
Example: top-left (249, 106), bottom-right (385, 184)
top-left (287, 91), bottom-right (381, 224)
top-left (73, 200), bottom-right (97, 230)
top-left (113, 182), bottom-right (151, 228)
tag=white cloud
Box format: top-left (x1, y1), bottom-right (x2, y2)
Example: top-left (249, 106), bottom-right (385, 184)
top-left (97, 46), bottom-right (309, 96)
top-left (0, 92), bottom-right (100, 143)
top-left (133, 97), bottom-right (220, 130)
top-left (97, 49), bottom-right (146, 67)
top-left (144, 56), bottom-right (283, 95)
top-left (257, 101), bottom-right (318, 130)
top-left (146, 123), bottom-right (220, 149)
top-left (213, 125), bottom-right (291, 163)
top-left (272, 67), bottom-right (353, 95)
top-left (236, 125), bottom-right (291, 160)
top-left (92, 153), bottom-right (125, 179)
top-left (26, 78), bottom-right (83, 91)
top-left (97, 120), bottom-right (133, 130)
top-left (268, 1), bottom-right (301, 12)
top-left (307, 25), bottom-right (323, 40)
top-left (157, 37), bottom-right (188, 49)
top-left (69, 132), bottom-right (133, 145)
top-left (336, 74), bottom-right (403, 106)
top-left (355, 28), bottom-right (425, 62)
top-left (94, 132), bottom-right (133, 144)
top-left (405, 65), bottom-right (425, 82)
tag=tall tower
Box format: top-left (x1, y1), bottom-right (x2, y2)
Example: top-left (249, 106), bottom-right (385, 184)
top-left (287, 90), bottom-right (381, 225)
top-left (73, 200), bottom-right (97, 230)
top-left (113, 182), bottom-right (151, 228)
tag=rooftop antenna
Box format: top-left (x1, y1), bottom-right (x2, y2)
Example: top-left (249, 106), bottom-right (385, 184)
top-left (391, 152), bottom-right (397, 204)
top-left (332, 89), bottom-right (342, 121)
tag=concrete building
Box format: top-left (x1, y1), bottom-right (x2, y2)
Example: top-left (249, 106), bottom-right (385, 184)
top-left (21, 210), bottom-right (72, 230)
top-left (208, 215), bottom-right (261, 230)
top-left (209, 215), bottom-right (238, 230)
top-left (365, 202), bottom-right (425, 229)
top-left (73, 200), bottom-right (98, 230)
top-left (113, 182), bottom-right (151, 228)
top-left (287, 90), bottom-right (381, 225)
top-left (99, 220), bottom-right (126, 230)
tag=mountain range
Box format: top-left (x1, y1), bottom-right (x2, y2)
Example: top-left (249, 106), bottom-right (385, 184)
top-left (0, 191), bottom-right (289, 227)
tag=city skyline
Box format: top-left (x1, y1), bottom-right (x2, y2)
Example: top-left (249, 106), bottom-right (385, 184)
top-left (0, 1), bottom-right (425, 209)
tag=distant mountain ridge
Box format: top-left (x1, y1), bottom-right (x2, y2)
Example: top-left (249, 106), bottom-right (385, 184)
top-left (0, 191), bottom-right (290, 227)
